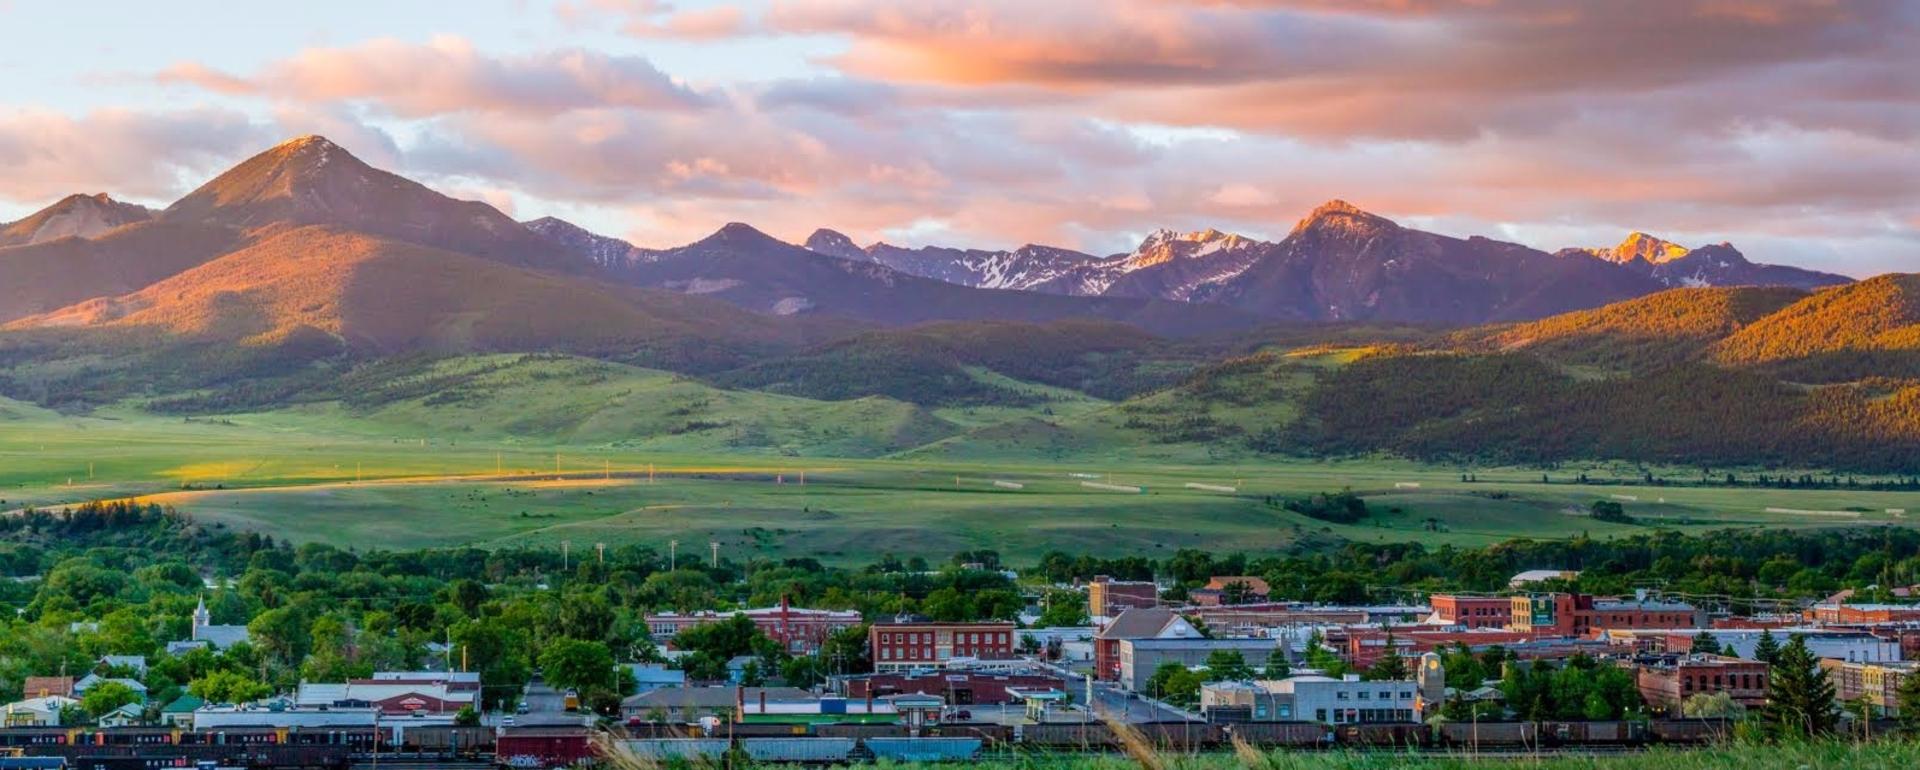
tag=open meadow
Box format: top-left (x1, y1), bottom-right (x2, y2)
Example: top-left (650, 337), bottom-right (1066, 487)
top-left (5, 397), bottom-right (1917, 562)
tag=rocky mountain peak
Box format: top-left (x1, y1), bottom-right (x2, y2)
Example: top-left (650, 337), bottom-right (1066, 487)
top-left (804, 228), bottom-right (868, 261)
top-left (1292, 199), bottom-right (1396, 237)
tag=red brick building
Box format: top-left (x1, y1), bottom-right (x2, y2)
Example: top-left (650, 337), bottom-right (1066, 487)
top-left (647, 597), bottom-right (861, 654)
top-left (1344, 629), bottom-right (1533, 668)
top-left (870, 621), bottom-right (1017, 672)
top-left (838, 671), bottom-right (1065, 705)
top-left (1631, 654), bottom-right (1770, 715)
top-left (1088, 576), bottom-right (1159, 618)
top-left (1808, 603), bottom-right (1920, 624)
top-left (1429, 595), bottom-right (1512, 630)
top-left (1508, 593), bottom-right (1702, 637)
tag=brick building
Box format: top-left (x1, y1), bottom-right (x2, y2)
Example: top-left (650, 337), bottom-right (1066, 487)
top-left (646, 597), bottom-right (861, 654)
top-left (1088, 576), bottom-right (1159, 618)
top-left (869, 621), bottom-right (1017, 673)
top-left (1429, 595), bottom-right (1512, 630)
top-left (1808, 603), bottom-right (1920, 624)
top-left (1093, 607), bottom-right (1205, 681)
top-left (1823, 659), bottom-right (1920, 717)
top-left (1508, 593), bottom-right (1702, 636)
top-left (1344, 629), bottom-right (1533, 668)
top-left (1631, 654), bottom-right (1770, 715)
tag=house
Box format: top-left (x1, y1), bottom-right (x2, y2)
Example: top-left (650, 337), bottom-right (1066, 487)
top-left (97, 656), bottom-right (149, 676)
top-left (73, 675), bottom-right (148, 703)
top-left (19, 677), bottom-right (73, 699)
top-left (160, 694), bottom-right (205, 728)
top-left (1190, 577), bottom-right (1271, 607)
top-left (3, 695), bottom-right (79, 727)
top-left (869, 620), bottom-right (1018, 673)
top-left (628, 663), bottom-right (686, 694)
top-left (95, 702), bottom-right (145, 727)
top-left (1093, 608), bottom-right (1203, 681)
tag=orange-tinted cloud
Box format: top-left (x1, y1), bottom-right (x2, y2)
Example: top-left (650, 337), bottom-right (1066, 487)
top-left (156, 36), bottom-right (708, 118)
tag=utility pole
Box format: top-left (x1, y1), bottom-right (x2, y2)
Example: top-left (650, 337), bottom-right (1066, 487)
top-left (562, 540), bottom-right (571, 572)
top-left (710, 541), bottom-right (719, 568)
top-left (669, 540), bottom-right (678, 571)
top-left (596, 542), bottom-right (605, 565)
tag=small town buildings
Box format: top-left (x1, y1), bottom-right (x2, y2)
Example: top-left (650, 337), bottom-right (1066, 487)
top-left (97, 656), bottom-right (148, 676)
top-left (1116, 638), bottom-right (1277, 693)
top-left (646, 598), bottom-right (861, 655)
top-left (1507, 593), bottom-right (1702, 636)
top-left (1630, 654), bottom-right (1770, 715)
top-left (1180, 604), bottom-right (1429, 637)
top-left (629, 663), bottom-right (687, 694)
top-left (836, 670), bottom-right (1066, 706)
top-left (1200, 675), bottom-right (1421, 724)
top-left (160, 694), bottom-right (204, 728)
top-left (294, 677), bottom-right (477, 715)
top-left (1190, 576), bottom-right (1271, 606)
top-left (95, 703), bottom-right (145, 728)
top-left (1343, 629), bottom-right (1532, 668)
top-left (869, 621), bottom-right (1017, 673)
top-left (1088, 576), bottom-right (1159, 618)
top-left (181, 597), bottom-right (251, 650)
top-left (620, 686), bottom-right (898, 722)
top-left (1808, 602), bottom-right (1920, 625)
top-left (73, 674), bottom-right (147, 703)
top-left (1822, 659), bottom-right (1920, 717)
top-left (18, 677), bottom-right (72, 700)
top-left (1094, 608), bottom-right (1204, 681)
top-left (1428, 595), bottom-right (1513, 630)
top-left (1606, 627), bottom-right (1904, 662)
top-left (2, 696), bottom-right (78, 727)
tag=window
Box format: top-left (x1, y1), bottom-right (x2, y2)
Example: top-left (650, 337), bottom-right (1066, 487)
top-left (1336, 691), bottom-right (1349, 700)
top-left (1358, 691), bottom-right (1370, 700)
top-left (1315, 709), bottom-right (1326, 722)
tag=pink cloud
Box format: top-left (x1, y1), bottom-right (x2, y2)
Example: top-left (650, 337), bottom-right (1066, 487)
top-left (156, 36), bottom-right (708, 118)
top-left (0, 107), bottom-right (268, 204)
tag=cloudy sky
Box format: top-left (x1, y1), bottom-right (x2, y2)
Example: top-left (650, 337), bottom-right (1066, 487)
top-left (1, 0), bottom-right (1914, 275)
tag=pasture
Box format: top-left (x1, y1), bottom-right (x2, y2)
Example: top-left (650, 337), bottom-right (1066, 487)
top-left (4, 397), bottom-right (1917, 563)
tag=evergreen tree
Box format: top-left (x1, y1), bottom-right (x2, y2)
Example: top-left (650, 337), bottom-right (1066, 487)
top-left (1366, 646), bottom-right (1410, 682)
top-left (1752, 629), bottom-right (1781, 665)
top-left (1264, 647), bottom-right (1292, 679)
top-left (1897, 668), bottom-right (1920, 731)
top-left (1690, 630), bottom-right (1721, 656)
top-left (1764, 635), bottom-right (1837, 737)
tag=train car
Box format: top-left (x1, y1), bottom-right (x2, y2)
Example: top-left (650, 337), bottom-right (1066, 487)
top-left (812, 723), bottom-right (906, 740)
top-left (1648, 718), bottom-right (1734, 745)
top-left (496, 727), bottom-right (594, 769)
top-left (613, 740), bottom-right (729, 763)
top-left (738, 738), bottom-right (855, 764)
top-left (1222, 721), bottom-right (1326, 748)
top-left (1548, 720), bottom-right (1644, 746)
top-left (87, 729), bottom-right (178, 748)
top-left (930, 723), bottom-right (1012, 746)
top-left (0, 730), bottom-right (77, 747)
top-left (403, 726), bottom-right (495, 755)
top-left (1335, 723), bottom-right (1424, 748)
top-left (863, 737), bottom-right (981, 762)
top-left (1437, 720), bottom-right (1537, 748)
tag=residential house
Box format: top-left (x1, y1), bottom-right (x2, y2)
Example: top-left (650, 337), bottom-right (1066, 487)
top-left (97, 656), bottom-right (148, 676)
top-left (19, 677), bottom-right (73, 700)
top-left (628, 664), bottom-right (686, 694)
top-left (160, 694), bottom-right (205, 728)
top-left (73, 675), bottom-right (148, 703)
top-left (2, 695), bottom-right (79, 727)
top-left (95, 703), bottom-right (145, 728)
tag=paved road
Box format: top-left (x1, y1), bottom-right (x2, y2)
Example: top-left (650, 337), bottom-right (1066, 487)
top-left (484, 675), bottom-right (590, 727)
top-left (1087, 681), bottom-right (1197, 723)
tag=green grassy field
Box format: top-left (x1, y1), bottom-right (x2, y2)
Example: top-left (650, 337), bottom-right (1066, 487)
top-left (6, 393), bottom-right (1918, 561)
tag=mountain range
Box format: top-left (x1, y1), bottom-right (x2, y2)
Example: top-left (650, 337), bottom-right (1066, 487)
top-left (0, 135), bottom-right (1912, 471)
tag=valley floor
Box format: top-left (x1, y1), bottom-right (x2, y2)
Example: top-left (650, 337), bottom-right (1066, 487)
top-left (4, 400), bottom-right (1916, 561)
